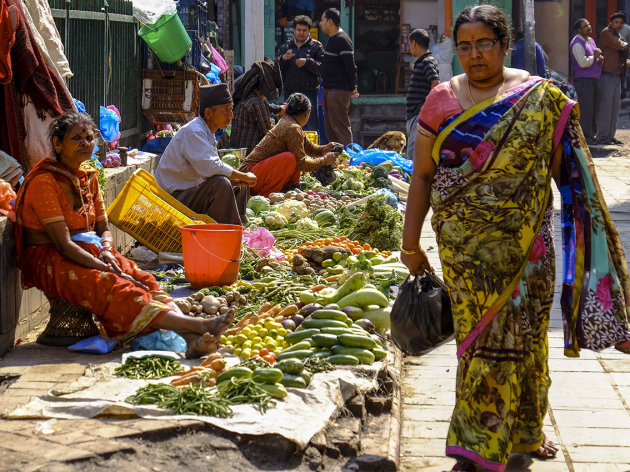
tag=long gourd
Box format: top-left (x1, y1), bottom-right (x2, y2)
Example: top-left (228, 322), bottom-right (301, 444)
top-left (336, 288), bottom-right (389, 309)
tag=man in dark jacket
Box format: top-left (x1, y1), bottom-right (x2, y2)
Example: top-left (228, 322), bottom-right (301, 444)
top-left (319, 7), bottom-right (358, 146)
top-left (277, 15), bottom-right (324, 131)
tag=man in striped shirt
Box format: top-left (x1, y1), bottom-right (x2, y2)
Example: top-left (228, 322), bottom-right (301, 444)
top-left (405, 29), bottom-right (440, 159)
top-left (155, 84), bottom-right (257, 225)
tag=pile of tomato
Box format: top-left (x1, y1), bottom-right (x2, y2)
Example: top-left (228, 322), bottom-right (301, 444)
top-left (296, 237), bottom-right (392, 257)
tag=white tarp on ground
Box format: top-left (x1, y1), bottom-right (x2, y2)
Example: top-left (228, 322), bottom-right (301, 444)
top-left (7, 356), bottom-right (388, 449)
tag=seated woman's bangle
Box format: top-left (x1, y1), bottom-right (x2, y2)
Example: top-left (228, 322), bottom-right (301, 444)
top-left (401, 247), bottom-right (420, 255)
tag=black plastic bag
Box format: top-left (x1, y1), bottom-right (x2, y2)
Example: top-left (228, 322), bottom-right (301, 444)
top-left (390, 272), bottom-right (454, 356)
top-left (311, 165), bottom-right (337, 186)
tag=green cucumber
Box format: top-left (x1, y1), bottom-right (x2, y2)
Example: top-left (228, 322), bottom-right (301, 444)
top-left (372, 347), bottom-right (387, 360)
top-left (331, 345), bottom-right (375, 364)
top-left (281, 373), bottom-right (308, 388)
top-left (321, 327), bottom-right (355, 336)
top-left (259, 382), bottom-right (288, 399)
top-left (371, 334), bottom-right (384, 348)
top-left (251, 367), bottom-right (283, 384)
top-left (338, 333), bottom-right (378, 350)
top-left (337, 288), bottom-right (389, 309)
top-left (216, 366), bottom-right (252, 384)
top-left (311, 309), bottom-right (349, 322)
top-left (311, 333), bottom-right (340, 348)
top-left (274, 358), bottom-right (304, 375)
top-left (298, 370), bottom-right (312, 386)
top-left (285, 328), bottom-right (320, 344)
top-left (327, 354), bottom-right (360, 365)
top-left (283, 340), bottom-right (312, 352)
top-left (275, 349), bottom-right (313, 361)
top-left (308, 351), bottom-right (332, 359)
top-left (301, 318), bottom-right (349, 330)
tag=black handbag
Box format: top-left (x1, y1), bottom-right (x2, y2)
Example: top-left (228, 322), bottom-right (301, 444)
top-left (390, 272), bottom-right (454, 356)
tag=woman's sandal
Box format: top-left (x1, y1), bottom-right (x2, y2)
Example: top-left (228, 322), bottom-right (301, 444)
top-left (532, 433), bottom-right (559, 460)
top-left (451, 461), bottom-right (479, 472)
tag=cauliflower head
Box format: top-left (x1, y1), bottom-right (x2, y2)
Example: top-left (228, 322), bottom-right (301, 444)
top-left (277, 200), bottom-right (308, 219)
top-left (263, 212), bottom-right (288, 230)
top-left (295, 217), bottom-right (319, 231)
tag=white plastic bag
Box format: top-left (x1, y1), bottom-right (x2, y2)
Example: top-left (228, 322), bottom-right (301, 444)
top-left (132, 0), bottom-right (177, 25)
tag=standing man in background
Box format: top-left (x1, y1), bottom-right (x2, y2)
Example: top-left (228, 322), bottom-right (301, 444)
top-left (319, 8), bottom-right (358, 146)
top-left (405, 29), bottom-right (440, 159)
top-left (277, 15), bottom-right (324, 132)
top-left (570, 18), bottom-right (603, 145)
top-left (597, 12), bottom-right (628, 145)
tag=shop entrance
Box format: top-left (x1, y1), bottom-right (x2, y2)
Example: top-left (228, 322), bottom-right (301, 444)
top-left (275, 0), bottom-right (341, 52)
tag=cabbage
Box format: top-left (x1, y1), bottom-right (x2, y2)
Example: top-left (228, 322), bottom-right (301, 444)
top-left (221, 153), bottom-right (240, 168)
top-left (247, 196), bottom-right (271, 214)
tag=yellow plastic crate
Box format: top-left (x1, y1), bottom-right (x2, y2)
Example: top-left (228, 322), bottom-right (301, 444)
top-left (304, 131), bottom-right (319, 145)
top-left (107, 169), bottom-right (214, 253)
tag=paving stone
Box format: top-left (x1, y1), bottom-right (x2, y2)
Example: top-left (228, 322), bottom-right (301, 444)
top-left (75, 438), bottom-right (135, 456)
top-left (0, 449), bottom-right (47, 472)
top-left (0, 396), bottom-right (35, 416)
top-left (609, 372), bottom-right (630, 386)
top-left (401, 419), bottom-right (450, 439)
top-left (573, 463), bottom-right (630, 472)
top-left (599, 359), bottom-right (630, 372)
top-left (567, 445), bottom-right (630, 464)
top-left (400, 438), bottom-right (445, 457)
top-left (398, 456), bottom-right (455, 472)
top-left (551, 408), bottom-right (630, 429)
top-left (0, 430), bottom-right (92, 462)
top-left (559, 427), bottom-right (630, 447)
top-left (548, 395), bottom-right (626, 410)
top-left (44, 430), bottom-right (97, 446)
top-left (547, 358), bottom-right (604, 372)
top-left (87, 423), bottom-right (143, 439)
top-left (402, 405), bottom-right (453, 423)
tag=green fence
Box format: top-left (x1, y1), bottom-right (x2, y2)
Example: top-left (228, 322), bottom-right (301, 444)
top-left (50, 0), bottom-right (144, 145)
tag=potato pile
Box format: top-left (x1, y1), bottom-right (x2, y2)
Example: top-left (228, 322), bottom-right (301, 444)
top-left (268, 190), bottom-right (353, 211)
top-left (175, 291), bottom-right (247, 318)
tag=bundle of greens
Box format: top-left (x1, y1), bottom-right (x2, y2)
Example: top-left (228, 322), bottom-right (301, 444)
top-left (114, 356), bottom-right (183, 379)
top-left (348, 195), bottom-right (402, 251)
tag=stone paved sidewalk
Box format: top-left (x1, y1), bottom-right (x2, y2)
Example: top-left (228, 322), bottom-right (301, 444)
top-left (399, 142), bottom-right (630, 472)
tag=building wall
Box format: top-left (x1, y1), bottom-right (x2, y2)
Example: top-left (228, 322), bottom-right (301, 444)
top-left (535, 0), bottom-right (571, 76)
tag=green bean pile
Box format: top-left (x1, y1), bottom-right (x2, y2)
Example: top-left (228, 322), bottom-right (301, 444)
top-left (114, 356), bottom-right (183, 379)
top-left (246, 273), bottom-right (324, 306)
top-left (303, 357), bottom-right (334, 374)
top-left (271, 227), bottom-right (338, 249)
top-left (125, 383), bottom-right (234, 418)
top-left (217, 377), bottom-right (276, 414)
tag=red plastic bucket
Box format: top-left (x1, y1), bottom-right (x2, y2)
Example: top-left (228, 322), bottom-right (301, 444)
top-left (180, 224), bottom-right (244, 288)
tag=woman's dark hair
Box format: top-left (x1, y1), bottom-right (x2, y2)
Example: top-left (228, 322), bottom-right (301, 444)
top-left (293, 15), bottom-right (312, 29)
top-left (285, 93), bottom-right (311, 116)
top-left (611, 11), bottom-right (627, 23)
top-left (323, 8), bottom-right (341, 27)
top-left (453, 5), bottom-right (512, 49)
top-left (49, 111), bottom-right (97, 158)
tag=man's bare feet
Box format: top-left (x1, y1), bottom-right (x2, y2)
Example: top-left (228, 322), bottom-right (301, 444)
top-left (184, 332), bottom-right (220, 359)
top-left (532, 433), bottom-right (559, 459)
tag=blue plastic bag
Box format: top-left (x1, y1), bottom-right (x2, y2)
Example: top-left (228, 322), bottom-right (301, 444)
top-left (68, 335), bottom-right (116, 354)
top-left (140, 137), bottom-right (172, 153)
top-left (73, 98), bottom-right (86, 114)
top-left (348, 146), bottom-right (414, 175)
top-left (100, 106), bottom-right (120, 143)
top-left (131, 330), bottom-right (187, 353)
top-left (71, 231), bottom-right (104, 249)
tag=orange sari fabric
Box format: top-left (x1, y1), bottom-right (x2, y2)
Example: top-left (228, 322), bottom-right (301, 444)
top-left (14, 159), bottom-right (170, 340)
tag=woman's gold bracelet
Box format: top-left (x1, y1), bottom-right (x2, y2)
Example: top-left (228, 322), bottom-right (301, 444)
top-left (401, 247), bottom-right (420, 255)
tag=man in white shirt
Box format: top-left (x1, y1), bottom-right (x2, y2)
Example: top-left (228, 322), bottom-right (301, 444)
top-left (155, 84), bottom-right (257, 225)
top-left (570, 19), bottom-right (604, 144)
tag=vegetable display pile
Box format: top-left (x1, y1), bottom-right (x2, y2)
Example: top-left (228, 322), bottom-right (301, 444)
top-left (114, 356), bottom-right (183, 379)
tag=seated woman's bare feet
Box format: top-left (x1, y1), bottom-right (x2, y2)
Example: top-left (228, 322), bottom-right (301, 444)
top-left (202, 307), bottom-right (236, 336)
top-left (532, 433), bottom-right (559, 459)
top-left (184, 332), bottom-right (219, 359)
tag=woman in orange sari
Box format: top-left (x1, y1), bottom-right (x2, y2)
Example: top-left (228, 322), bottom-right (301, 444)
top-left (13, 111), bottom-right (232, 357)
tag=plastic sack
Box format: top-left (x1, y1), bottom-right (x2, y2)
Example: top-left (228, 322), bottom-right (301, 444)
top-left (390, 273), bottom-right (454, 356)
top-left (0, 178), bottom-right (16, 216)
top-left (99, 106), bottom-right (120, 145)
top-left (349, 148), bottom-right (414, 175)
top-left (70, 231), bottom-right (104, 248)
top-left (68, 335), bottom-right (116, 354)
top-left (73, 98), bottom-right (86, 114)
top-left (140, 137), bottom-right (172, 153)
top-left (132, 0), bottom-right (176, 25)
top-left (242, 226), bottom-right (285, 260)
top-left (131, 329), bottom-right (187, 353)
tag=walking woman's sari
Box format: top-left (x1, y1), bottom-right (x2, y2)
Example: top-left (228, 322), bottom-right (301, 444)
top-left (12, 158), bottom-right (172, 341)
top-left (417, 78), bottom-right (630, 470)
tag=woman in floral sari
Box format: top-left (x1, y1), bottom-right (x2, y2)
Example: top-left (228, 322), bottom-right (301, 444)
top-left (401, 5), bottom-right (630, 472)
top-left (13, 111), bottom-right (234, 358)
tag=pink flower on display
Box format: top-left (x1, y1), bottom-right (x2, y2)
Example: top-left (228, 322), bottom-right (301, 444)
top-left (468, 141), bottom-right (495, 170)
top-left (512, 284), bottom-right (521, 299)
top-left (596, 273), bottom-right (614, 312)
top-left (528, 235), bottom-right (547, 264)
